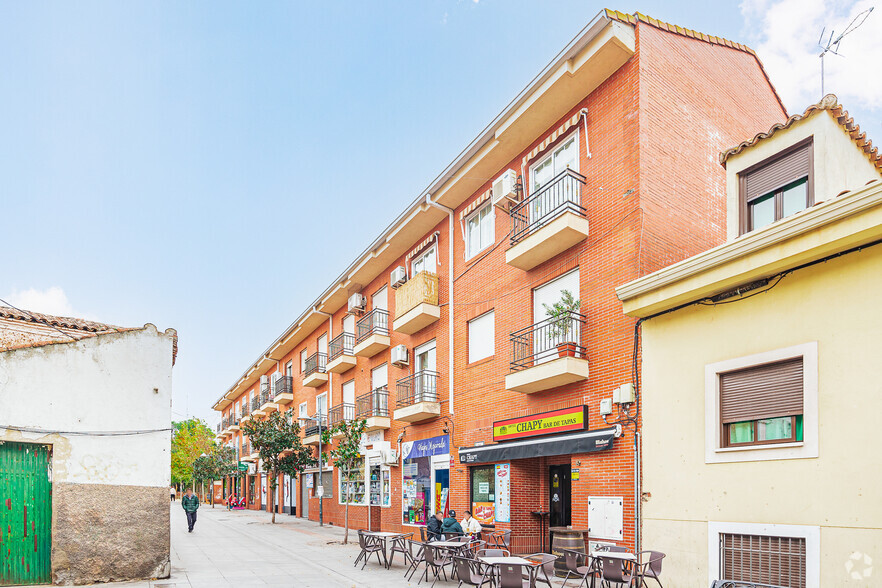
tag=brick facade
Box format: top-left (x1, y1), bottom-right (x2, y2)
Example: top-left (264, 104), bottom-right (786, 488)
top-left (216, 14), bottom-right (786, 553)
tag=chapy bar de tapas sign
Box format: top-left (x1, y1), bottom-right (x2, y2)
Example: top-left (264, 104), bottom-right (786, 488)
top-left (492, 406), bottom-right (588, 442)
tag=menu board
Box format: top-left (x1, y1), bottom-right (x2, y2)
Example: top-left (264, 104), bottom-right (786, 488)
top-left (495, 463), bottom-right (511, 523)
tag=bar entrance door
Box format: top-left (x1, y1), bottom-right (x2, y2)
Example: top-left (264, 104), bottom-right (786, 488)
top-left (549, 465), bottom-right (571, 528)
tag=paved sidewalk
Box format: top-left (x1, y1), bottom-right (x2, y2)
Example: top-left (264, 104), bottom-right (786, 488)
top-left (20, 506), bottom-right (570, 587)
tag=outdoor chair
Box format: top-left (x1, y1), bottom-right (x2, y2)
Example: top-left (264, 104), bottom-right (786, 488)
top-left (636, 551), bottom-right (665, 587)
top-left (355, 530), bottom-right (386, 570)
top-left (477, 548), bottom-right (511, 558)
top-left (406, 540), bottom-right (429, 581)
top-left (710, 583), bottom-right (789, 588)
top-left (465, 539), bottom-right (487, 558)
top-left (524, 553), bottom-right (557, 587)
top-left (452, 555), bottom-right (494, 588)
top-left (562, 549), bottom-right (598, 588)
top-left (490, 529), bottom-right (512, 551)
top-left (598, 555), bottom-right (635, 587)
top-left (389, 532), bottom-right (415, 568)
top-left (497, 562), bottom-right (535, 588)
top-left (419, 543), bottom-right (453, 587)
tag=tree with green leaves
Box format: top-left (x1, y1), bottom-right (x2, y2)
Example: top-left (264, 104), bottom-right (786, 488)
top-left (321, 417), bottom-right (367, 544)
top-left (171, 418), bottom-right (216, 487)
top-left (192, 445), bottom-right (239, 507)
top-left (241, 409), bottom-right (315, 523)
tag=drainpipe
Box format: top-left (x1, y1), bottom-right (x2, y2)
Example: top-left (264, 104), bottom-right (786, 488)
top-left (314, 306), bottom-right (333, 527)
top-left (424, 195), bottom-right (455, 417)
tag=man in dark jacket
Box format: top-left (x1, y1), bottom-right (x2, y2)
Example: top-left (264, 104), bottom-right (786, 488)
top-left (441, 510), bottom-right (463, 538)
top-left (182, 488), bottom-right (199, 532)
top-left (426, 512), bottom-right (443, 541)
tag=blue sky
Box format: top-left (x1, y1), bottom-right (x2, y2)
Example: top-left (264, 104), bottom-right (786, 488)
top-left (2, 1), bottom-right (878, 426)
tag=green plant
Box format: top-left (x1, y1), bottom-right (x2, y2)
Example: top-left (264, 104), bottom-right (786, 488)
top-left (542, 289), bottom-right (581, 342)
top-left (171, 418), bottom-right (216, 486)
top-left (241, 409), bottom-right (316, 523)
top-left (321, 417), bottom-right (368, 544)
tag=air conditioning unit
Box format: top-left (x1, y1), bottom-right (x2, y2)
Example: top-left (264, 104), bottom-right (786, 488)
top-left (260, 375), bottom-right (268, 387)
top-left (492, 169), bottom-right (519, 209)
top-left (347, 293), bottom-right (367, 314)
top-left (390, 266), bottom-right (408, 289)
top-left (391, 344), bottom-right (409, 366)
top-left (384, 449), bottom-right (399, 466)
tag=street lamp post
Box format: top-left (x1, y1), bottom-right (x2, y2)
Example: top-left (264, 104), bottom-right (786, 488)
top-left (318, 413), bottom-right (323, 527)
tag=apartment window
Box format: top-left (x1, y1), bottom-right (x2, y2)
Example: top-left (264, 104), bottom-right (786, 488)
top-left (530, 131), bottom-right (578, 193)
top-left (298, 402), bottom-right (308, 421)
top-left (721, 533), bottom-right (806, 588)
top-left (316, 393), bottom-right (328, 417)
top-left (740, 138), bottom-right (813, 234)
top-left (468, 310), bottom-right (495, 363)
top-left (300, 349), bottom-right (307, 373)
top-left (465, 204), bottom-right (494, 260)
top-left (412, 244), bottom-right (437, 275)
top-left (720, 358), bottom-right (804, 448)
top-left (286, 361), bottom-right (293, 378)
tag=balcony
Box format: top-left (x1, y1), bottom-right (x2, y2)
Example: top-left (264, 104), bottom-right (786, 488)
top-left (354, 309), bottom-right (390, 358)
top-left (273, 375), bottom-right (294, 404)
top-left (392, 271), bottom-right (441, 335)
top-left (241, 402), bottom-right (252, 424)
top-left (302, 414), bottom-right (327, 446)
top-left (229, 416), bottom-right (240, 432)
top-left (259, 385), bottom-right (279, 413)
top-left (394, 371), bottom-right (441, 423)
top-left (505, 313), bottom-right (589, 394)
top-left (356, 387), bottom-right (391, 432)
top-left (506, 169), bottom-right (589, 271)
top-left (329, 403), bottom-right (356, 438)
top-left (250, 395), bottom-right (266, 417)
top-left (303, 352), bottom-right (328, 387)
top-left (327, 332), bottom-right (357, 373)
top-left (248, 443), bottom-right (260, 462)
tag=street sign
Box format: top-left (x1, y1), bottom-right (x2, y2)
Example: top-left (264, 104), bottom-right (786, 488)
top-left (317, 485), bottom-right (324, 498)
top-left (238, 462), bottom-right (248, 472)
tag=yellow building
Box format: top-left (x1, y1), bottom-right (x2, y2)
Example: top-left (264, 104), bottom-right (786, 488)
top-left (617, 95), bottom-right (882, 587)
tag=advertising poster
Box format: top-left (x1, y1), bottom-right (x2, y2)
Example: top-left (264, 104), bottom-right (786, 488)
top-left (495, 463), bottom-right (511, 523)
top-left (473, 501), bottom-right (495, 526)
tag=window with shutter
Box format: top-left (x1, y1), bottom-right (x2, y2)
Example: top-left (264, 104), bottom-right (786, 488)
top-left (468, 310), bottom-right (495, 363)
top-left (720, 358), bottom-right (804, 447)
top-left (721, 533), bottom-right (806, 588)
top-left (739, 138), bottom-right (814, 234)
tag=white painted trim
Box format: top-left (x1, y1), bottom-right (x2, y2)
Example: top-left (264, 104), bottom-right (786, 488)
top-left (705, 342), bottom-right (818, 463)
top-left (529, 128), bottom-right (580, 193)
top-left (617, 181), bottom-right (882, 303)
top-left (464, 202), bottom-right (495, 261)
top-left (707, 520), bottom-right (820, 588)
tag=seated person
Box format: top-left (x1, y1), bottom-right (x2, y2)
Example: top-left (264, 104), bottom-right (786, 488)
top-left (462, 510), bottom-right (482, 539)
top-left (426, 512), bottom-right (443, 541)
top-left (441, 509), bottom-right (464, 538)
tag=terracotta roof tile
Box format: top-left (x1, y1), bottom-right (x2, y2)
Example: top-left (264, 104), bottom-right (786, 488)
top-left (719, 94), bottom-right (882, 171)
top-left (0, 305), bottom-right (122, 333)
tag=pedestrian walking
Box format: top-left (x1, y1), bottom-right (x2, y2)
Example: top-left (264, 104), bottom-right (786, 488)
top-left (182, 488), bottom-right (199, 532)
top-left (170, 486), bottom-right (176, 502)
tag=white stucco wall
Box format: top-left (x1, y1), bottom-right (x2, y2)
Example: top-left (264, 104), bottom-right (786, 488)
top-left (0, 325), bottom-right (174, 488)
top-left (725, 110), bottom-right (881, 240)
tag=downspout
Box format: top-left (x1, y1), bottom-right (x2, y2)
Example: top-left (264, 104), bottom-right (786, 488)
top-left (424, 195), bottom-right (455, 416)
top-left (314, 306), bottom-right (333, 527)
top-left (314, 307), bottom-right (334, 406)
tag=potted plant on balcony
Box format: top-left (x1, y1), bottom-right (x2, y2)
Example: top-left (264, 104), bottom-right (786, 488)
top-left (543, 289), bottom-right (581, 358)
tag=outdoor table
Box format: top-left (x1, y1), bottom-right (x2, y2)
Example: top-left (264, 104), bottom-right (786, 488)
top-left (591, 551), bottom-right (636, 561)
top-left (366, 531), bottom-right (408, 569)
top-left (479, 556), bottom-right (541, 587)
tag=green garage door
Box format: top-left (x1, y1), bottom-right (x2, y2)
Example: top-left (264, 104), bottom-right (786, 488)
top-left (0, 442), bottom-right (52, 586)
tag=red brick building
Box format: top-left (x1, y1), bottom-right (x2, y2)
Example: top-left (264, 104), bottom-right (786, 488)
top-left (213, 9), bottom-right (785, 554)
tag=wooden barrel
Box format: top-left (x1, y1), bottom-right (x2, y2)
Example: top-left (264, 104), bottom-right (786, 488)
top-left (550, 528), bottom-right (586, 577)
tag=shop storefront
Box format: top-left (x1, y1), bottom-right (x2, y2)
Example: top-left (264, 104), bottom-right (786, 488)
top-left (401, 434), bottom-right (449, 526)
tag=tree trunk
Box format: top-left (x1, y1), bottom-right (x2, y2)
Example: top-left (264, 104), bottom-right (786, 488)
top-left (270, 471), bottom-right (277, 524)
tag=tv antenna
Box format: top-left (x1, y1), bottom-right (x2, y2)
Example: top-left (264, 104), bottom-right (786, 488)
top-left (818, 6), bottom-right (874, 95)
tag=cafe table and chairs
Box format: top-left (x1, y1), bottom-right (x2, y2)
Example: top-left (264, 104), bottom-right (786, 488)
top-left (480, 557), bottom-right (540, 588)
top-left (420, 542), bottom-right (456, 587)
top-left (561, 548), bottom-right (600, 588)
top-left (592, 551), bottom-right (638, 588)
top-left (634, 550), bottom-right (666, 587)
top-left (354, 530), bottom-right (387, 569)
top-left (376, 531), bottom-right (413, 569)
top-left (523, 553), bottom-right (556, 587)
top-left (452, 555), bottom-right (495, 588)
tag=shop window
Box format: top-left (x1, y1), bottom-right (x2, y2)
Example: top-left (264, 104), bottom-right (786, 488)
top-left (369, 462), bottom-right (391, 507)
top-left (470, 465), bottom-right (496, 527)
top-left (402, 435), bottom-right (450, 525)
top-left (340, 460), bottom-right (366, 505)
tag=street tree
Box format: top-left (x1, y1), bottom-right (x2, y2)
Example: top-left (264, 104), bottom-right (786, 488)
top-left (321, 417), bottom-right (367, 544)
top-left (192, 445), bottom-right (239, 507)
top-left (241, 409), bottom-right (315, 523)
top-left (171, 418), bottom-right (215, 488)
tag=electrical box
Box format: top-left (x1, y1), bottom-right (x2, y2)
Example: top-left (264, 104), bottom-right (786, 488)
top-left (599, 398), bottom-right (613, 416)
top-left (613, 383), bottom-right (635, 404)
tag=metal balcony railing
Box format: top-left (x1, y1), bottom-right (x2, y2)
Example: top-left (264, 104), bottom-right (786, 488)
top-left (329, 403), bottom-right (356, 427)
top-left (328, 332), bottom-right (355, 361)
top-left (261, 381), bottom-right (271, 399)
top-left (302, 414), bottom-right (327, 438)
top-left (510, 168), bottom-right (587, 245)
top-left (356, 387), bottom-right (389, 418)
top-left (231, 416), bottom-right (240, 426)
top-left (242, 402), bottom-right (251, 416)
top-left (510, 312), bottom-right (587, 371)
top-left (356, 308), bottom-right (389, 343)
top-left (397, 371), bottom-right (439, 407)
top-left (251, 396), bottom-right (261, 412)
top-left (304, 352), bottom-right (327, 377)
top-left (273, 375), bottom-right (293, 398)
top-left (222, 417), bottom-right (229, 429)
top-left (217, 423), bottom-right (222, 433)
